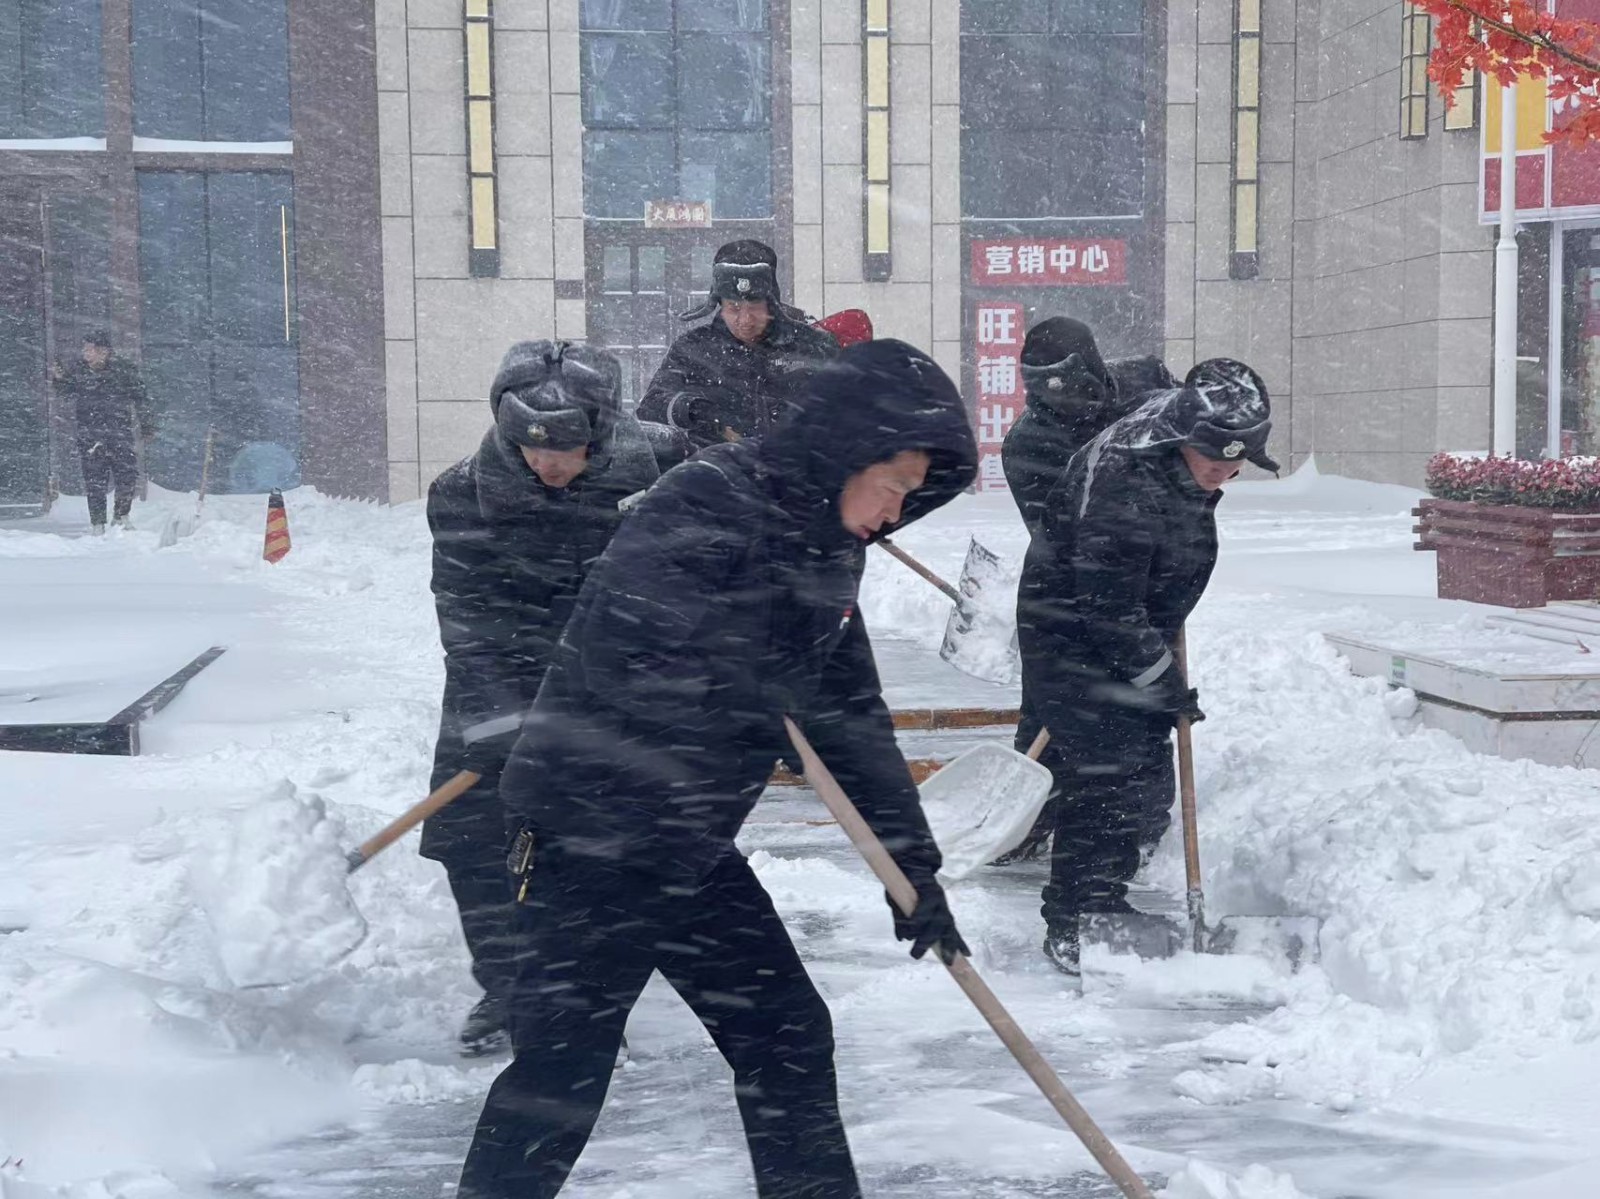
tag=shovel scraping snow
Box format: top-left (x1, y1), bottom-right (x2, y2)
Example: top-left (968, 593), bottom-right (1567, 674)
top-left (1080, 630), bottom-right (1321, 978)
top-left (784, 718), bottom-right (1156, 1199)
top-left (876, 536), bottom-right (1018, 684)
top-left (201, 770), bottom-right (481, 989)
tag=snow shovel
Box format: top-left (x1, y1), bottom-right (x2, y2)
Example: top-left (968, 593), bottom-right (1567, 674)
top-left (876, 536), bottom-right (1018, 685)
top-left (343, 768), bottom-right (481, 873)
top-left (1080, 631), bottom-right (1321, 970)
top-left (783, 718), bottom-right (1156, 1199)
top-left (922, 727), bottom-right (1054, 882)
top-left (158, 427), bottom-right (215, 548)
top-left (216, 770), bottom-right (483, 990)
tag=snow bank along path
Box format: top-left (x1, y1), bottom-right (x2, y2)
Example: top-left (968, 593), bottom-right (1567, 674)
top-left (3, 468), bottom-right (1599, 1196)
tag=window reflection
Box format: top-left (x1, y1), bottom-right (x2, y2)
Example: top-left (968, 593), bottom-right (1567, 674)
top-left (580, 1), bottom-right (772, 219)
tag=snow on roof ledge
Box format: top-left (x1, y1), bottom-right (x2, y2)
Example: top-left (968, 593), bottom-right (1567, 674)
top-left (132, 137), bottom-right (293, 154)
top-left (0, 137), bottom-right (106, 151)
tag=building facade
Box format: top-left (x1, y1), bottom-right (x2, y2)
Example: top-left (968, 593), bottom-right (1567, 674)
top-left (4, 0), bottom-right (1543, 508)
top-left (0, 0), bottom-right (385, 514)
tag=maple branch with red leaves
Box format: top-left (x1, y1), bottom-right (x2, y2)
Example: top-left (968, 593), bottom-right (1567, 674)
top-left (1408, 0), bottom-right (1600, 143)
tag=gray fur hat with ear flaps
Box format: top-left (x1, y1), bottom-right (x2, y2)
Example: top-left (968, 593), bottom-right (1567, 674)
top-left (489, 340), bottom-right (622, 455)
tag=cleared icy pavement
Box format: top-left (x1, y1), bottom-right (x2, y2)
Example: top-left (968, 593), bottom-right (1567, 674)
top-left (197, 789), bottom-right (1573, 1199)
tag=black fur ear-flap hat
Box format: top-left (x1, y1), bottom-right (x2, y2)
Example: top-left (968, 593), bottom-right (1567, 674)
top-left (679, 239), bottom-right (790, 321)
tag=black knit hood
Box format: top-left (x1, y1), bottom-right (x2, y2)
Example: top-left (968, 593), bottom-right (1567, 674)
top-left (756, 339), bottom-right (977, 546)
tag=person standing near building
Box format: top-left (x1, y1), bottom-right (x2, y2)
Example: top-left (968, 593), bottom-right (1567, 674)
top-left (55, 330), bottom-right (154, 534)
top-left (1014, 359), bottom-right (1277, 979)
top-left (637, 239), bottom-right (838, 449)
top-left (458, 340), bottom-right (976, 1199)
top-left (423, 339), bottom-right (658, 1056)
top-left (995, 319), bottom-right (1176, 864)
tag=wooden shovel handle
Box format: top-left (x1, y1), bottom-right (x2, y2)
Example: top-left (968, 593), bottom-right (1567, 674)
top-left (345, 769), bottom-right (482, 873)
top-left (1174, 629), bottom-right (1205, 952)
top-left (783, 717), bottom-right (1155, 1199)
top-left (1025, 727), bottom-right (1050, 760)
top-left (876, 537), bottom-right (962, 604)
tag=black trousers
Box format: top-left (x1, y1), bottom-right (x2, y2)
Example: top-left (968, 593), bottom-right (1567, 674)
top-left (424, 766), bottom-right (520, 1003)
top-left (80, 439), bottom-right (137, 526)
top-left (458, 847), bottom-right (862, 1199)
top-left (443, 853), bottom-right (521, 1003)
top-left (1041, 704), bottom-right (1175, 933)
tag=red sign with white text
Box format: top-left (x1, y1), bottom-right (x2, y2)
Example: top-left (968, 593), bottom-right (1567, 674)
top-left (972, 301), bottom-right (1025, 493)
top-left (969, 238), bottom-right (1128, 286)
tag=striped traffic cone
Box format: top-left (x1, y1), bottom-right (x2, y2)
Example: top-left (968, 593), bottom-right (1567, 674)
top-left (263, 489), bottom-right (292, 563)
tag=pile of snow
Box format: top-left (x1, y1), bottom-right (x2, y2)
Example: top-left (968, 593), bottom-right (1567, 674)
top-left (1163, 1159), bottom-right (1314, 1198)
top-left (863, 464), bottom-right (1600, 1129)
top-left (190, 781), bottom-right (366, 989)
top-left (0, 488), bottom-right (476, 1193)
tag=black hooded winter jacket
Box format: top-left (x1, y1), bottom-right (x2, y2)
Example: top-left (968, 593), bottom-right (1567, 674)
top-left (636, 311), bottom-right (839, 449)
top-left (422, 343), bottom-right (660, 860)
top-left (1015, 388), bottom-right (1221, 738)
top-left (501, 339), bottom-right (978, 890)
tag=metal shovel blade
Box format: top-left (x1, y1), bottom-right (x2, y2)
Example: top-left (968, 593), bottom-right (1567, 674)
top-left (1080, 911), bottom-right (1187, 961)
top-left (1206, 914), bottom-right (1322, 971)
top-left (918, 743), bottom-right (1053, 882)
top-left (938, 536), bottom-right (1019, 685)
top-left (1080, 910), bottom-right (1322, 971)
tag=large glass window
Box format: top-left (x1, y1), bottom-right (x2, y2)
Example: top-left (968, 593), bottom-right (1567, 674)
top-left (0, 0), bottom-right (104, 138)
top-left (960, 1), bottom-right (1145, 220)
top-left (580, 0), bottom-right (771, 219)
top-left (131, 0), bottom-right (291, 142)
top-left (138, 170), bottom-right (299, 492)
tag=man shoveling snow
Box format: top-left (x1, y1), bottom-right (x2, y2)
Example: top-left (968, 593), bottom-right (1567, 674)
top-left (1015, 359), bottom-right (1279, 978)
top-left (460, 340), bottom-right (977, 1199)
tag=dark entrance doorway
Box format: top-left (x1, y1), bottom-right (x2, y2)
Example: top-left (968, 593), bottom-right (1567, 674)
top-left (0, 181), bottom-right (112, 516)
top-left (584, 224), bottom-right (777, 411)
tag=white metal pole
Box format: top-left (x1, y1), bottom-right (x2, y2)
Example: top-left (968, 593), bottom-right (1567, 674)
top-left (1548, 222), bottom-right (1565, 459)
top-left (1494, 80), bottom-right (1520, 456)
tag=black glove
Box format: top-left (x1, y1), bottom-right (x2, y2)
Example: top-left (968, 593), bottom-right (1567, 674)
top-left (461, 723), bottom-right (520, 776)
top-left (666, 391), bottom-right (720, 443)
top-left (888, 874), bottom-right (970, 965)
top-left (1137, 665), bottom-right (1205, 726)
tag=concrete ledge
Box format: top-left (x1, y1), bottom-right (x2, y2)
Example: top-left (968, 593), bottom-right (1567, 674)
top-left (0, 647), bottom-right (226, 757)
top-left (1326, 628), bottom-right (1600, 771)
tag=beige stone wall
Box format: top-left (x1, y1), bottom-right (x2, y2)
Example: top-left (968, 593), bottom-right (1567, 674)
top-left (1295, 0), bottom-right (1492, 485)
top-left (378, 0), bottom-right (564, 502)
top-left (1166, 0), bottom-right (1492, 486)
top-left (382, 0), bottom-right (961, 500)
top-left (790, 0), bottom-right (958, 385)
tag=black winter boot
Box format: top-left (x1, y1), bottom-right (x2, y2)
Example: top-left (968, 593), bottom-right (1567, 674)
top-left (1042, 924), bottom-right (1080, 980)
top-left (458, 994), bottom-right (509, 1057)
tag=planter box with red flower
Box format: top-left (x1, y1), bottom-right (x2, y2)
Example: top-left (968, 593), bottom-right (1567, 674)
top-left (1416, 454), bottom-right (1600, 608)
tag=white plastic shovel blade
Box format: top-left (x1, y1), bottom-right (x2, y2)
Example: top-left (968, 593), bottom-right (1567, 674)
top-left (918, 743), bottom-right (1053, 882)
top-left (938, 537), bottom-right (1019, 685)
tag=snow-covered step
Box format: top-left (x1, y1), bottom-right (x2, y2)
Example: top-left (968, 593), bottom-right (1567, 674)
top-left (1326, 629), bottom-right (1600, 770)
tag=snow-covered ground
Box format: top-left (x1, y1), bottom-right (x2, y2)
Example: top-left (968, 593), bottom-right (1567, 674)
top-left (2, 464), bottom-right (1598, 1198)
